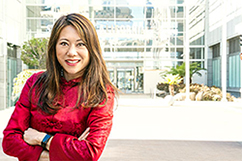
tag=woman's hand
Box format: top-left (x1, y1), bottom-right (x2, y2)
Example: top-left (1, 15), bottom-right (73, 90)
top-left (78, 127), bottom-right (90, 140)
top-left (38, 150), bottom-right (49, 161)
top-left (23, 128), bottom-right (45, 146)
top-left (24, 127), bottom-right (89, 144)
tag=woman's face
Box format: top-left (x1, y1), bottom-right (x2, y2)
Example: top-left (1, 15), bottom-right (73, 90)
top-left (56, 25), bottom-right (90, 81)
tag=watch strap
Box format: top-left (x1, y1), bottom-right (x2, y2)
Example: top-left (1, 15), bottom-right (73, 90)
top-left (41, 134), bottom-right (52, 149)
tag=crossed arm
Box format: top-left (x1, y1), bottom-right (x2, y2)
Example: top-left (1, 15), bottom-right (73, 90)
top-left (23, 127), bottom-right (90, 161)
top-left (3, 74), bottom-right (115, 161)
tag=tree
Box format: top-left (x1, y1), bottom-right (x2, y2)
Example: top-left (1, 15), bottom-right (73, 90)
top-left (21, 37), bottom-right (48, 69)
top-left (160, 62), bottom-right (206, 84)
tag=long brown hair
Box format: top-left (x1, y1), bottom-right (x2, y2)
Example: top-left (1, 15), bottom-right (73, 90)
top-left (31, 13), bottom-right (118, 114)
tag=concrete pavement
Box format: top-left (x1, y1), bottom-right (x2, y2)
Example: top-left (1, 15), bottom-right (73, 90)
top-left (100, 140), bottom-right (242, 161)
top-left (1, 95), bottom-right (242, 160)
top-left (110, 98), bottom-right (242, 141)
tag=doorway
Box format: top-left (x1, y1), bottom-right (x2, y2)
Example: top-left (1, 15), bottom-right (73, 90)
top-left (7, 43), bottom-right (20, 107)
top-left (116, 68), bottom-right (135, 93)
top-left (108, 66), bottom-right (143, 94)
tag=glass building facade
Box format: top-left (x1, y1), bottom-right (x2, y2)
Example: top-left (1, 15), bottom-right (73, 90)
top-left (26, 0), bottom-right (207, 94)
top-left (28, 0), bottom-right (242, 97)
top-left (1, 0), bottom-right (241, 110)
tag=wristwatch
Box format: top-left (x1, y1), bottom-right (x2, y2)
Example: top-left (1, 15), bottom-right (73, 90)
top-left (41, 134), bottom-right (52, 149)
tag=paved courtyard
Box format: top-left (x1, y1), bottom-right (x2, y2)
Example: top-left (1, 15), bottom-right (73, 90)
top-left (1, 95), bottom-right (242, 160)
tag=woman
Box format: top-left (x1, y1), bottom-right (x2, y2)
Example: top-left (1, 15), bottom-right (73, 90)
top-left (2, 13), bottom-right (118, 161)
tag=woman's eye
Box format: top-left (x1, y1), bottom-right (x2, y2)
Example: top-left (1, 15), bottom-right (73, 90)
top-left (77, 43), bottom-right (85, 47)
top-left (60, 42), bottom-right (68, 46)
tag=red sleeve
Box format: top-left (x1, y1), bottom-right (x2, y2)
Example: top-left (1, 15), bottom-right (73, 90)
top-left (49, 89), bottom-right (115, 161)
top-left (2, 73), bottom-right (43, 161)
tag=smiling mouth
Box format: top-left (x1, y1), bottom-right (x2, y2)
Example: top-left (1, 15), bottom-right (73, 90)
top-left (66, 60), bottom-right (80, 64)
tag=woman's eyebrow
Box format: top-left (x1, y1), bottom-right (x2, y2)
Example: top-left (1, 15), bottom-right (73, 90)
top-left (59, 38), bottom-right (83, 42)
top-left (59, 38), bottom-right (69, 41)
top-left (76, 39), bottom-right (83, 42)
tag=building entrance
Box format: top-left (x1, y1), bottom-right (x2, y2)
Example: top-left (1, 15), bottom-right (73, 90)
top-left (108, 67), bottom-right (143, 94)
top-left (116, 68), bottom-right (134, 93)
top-left (7, 43), bottom-right (20, 107)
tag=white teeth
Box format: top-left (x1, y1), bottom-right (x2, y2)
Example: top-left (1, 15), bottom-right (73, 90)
top-left (67, 60), bottom-right (79, 64)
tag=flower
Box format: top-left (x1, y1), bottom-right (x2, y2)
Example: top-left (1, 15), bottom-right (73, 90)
top-left (12, 70), bottom-right (34, 102)
top-left (161, 74), bottom-right (182, 85)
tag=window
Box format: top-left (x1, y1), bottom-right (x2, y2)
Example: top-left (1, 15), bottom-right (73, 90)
top-left (7, 43), bottom-right (19, 107)
top-left (212, 43), bottom-right (220, 58)
top-left (190, 48), bottom-right (204, 59)
top-left (212, 59), bottom-right (221, 87)
top-left (229, 36), bottom-right (240, 54)
top-left (228, 36), bottom-right (241, 88)
top-left (228, 55), bottom-right (240, 88)
top-left (212, 43), bottom-right (221, 87)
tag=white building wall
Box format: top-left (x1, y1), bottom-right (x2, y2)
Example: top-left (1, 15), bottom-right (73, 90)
top-left (0, 0), bottom-right (7, 110)
top-left (5, 0), bottom-right (23, 45)
top-left (144, 69), bottom-right (163, 94)
top-left (0, 0), bottom-right (24, 110)
top-left (206, 0), bottom-right (242, 97)
top-left (207, 0), bottom-right (242, 46)
top-left (227, 0), bottom-right (242, 37)
top-left (207, 0), bottom-right (223, 46)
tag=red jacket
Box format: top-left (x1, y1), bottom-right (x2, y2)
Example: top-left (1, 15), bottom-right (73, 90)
top-left (2, 72), bottom-right (114, 161)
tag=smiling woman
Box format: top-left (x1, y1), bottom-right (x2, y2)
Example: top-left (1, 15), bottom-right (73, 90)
top-left (2, 13), bottom-right (118, 161)
top-left (56, 25), bottom-right (90, 81)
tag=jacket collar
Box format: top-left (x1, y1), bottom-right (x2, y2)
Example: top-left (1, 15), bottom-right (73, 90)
top-left (60, 76), bottom-right (82, 86)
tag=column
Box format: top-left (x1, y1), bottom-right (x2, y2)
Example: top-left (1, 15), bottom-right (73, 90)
top-left (185, 0), bottom-right (190, 101)
top-left (221, 0), bottom-right (227, 102)
top-left (240, 35), bottom-right (242, 98)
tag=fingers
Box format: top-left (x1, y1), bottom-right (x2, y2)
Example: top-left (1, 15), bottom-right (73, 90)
top-left (25, 127), bottom-right (37, 133)
top-left (78, 127), bottom-right (90, 141)
top-left (23, 127), bottom-right (44, 145)
top-left (38, 150), bottom-right (50, 161)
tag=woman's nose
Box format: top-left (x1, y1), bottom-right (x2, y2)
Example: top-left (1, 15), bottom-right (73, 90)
top-left (67, 45), bottom-right (77, 56)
